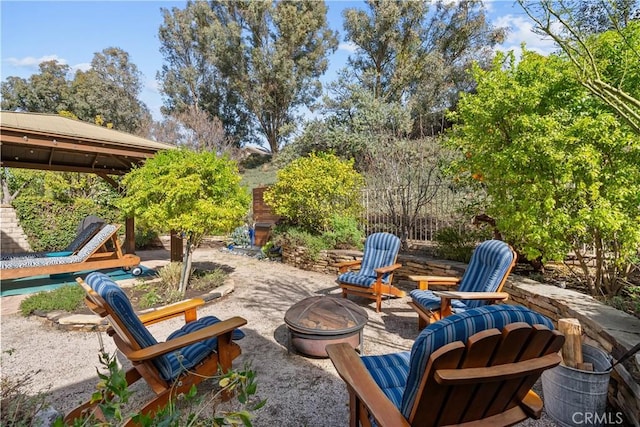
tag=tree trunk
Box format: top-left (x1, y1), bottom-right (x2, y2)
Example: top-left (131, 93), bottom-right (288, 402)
top-left (178, 233), bottom-right (194, 294)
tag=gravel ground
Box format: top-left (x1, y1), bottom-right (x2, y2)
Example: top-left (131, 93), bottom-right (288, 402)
top-left (0, 247), bottom-right (558, 426)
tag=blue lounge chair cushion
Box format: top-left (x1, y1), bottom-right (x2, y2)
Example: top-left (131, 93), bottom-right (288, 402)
top-left (86, 271), bottom-right (244, 381)
top-left (46, 251), bottom-right (74, 257)
top-left (337, 232), bottom-right (401, 288)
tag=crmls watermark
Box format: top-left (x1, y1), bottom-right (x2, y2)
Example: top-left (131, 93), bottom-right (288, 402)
top-left (571, 412), bottom-right (626, 425)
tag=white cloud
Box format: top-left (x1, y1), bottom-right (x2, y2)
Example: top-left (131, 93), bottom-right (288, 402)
top-left (6, 54), bottom-right (67, 67)
top-left (71, 62), bottom-right (91, 73)
top-left (494, 15), bottom-right (558, 56)
top-left (338, 42), bottom-right (357, 53)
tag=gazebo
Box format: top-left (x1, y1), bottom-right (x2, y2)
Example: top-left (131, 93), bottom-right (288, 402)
top-left (0, 111), bottom-right (181, 259)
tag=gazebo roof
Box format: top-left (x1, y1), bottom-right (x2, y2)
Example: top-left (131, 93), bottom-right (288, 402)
top-left (0, 111), bottom-right (174, 175)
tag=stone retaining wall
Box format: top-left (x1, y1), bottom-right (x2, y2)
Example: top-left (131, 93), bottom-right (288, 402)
top-left (281, 244), bottom-right (640, 426)
top-left (0, 205), bottom-right (31, 254)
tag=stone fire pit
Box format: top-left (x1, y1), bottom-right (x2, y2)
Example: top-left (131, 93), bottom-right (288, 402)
top-left (284, 296), bottom-right (369, 357)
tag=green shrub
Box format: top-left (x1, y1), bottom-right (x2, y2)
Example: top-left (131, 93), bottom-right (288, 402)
top-left (134, 226), bottom-right (158, 249)
top-left (322, 215), bottom-right (364, 250)
top-left (434, 226), bottom-right (493, 263)
top-left (264, 152), bottom-right (364, 233)
top-left (156, 262), bottom-right (183, 290)
top-left (272, 226), bottom-right (328, 261)
top-left (13, 197), bottom-right (120, 252)
top-left (19, 284), bottom-right (85, 316)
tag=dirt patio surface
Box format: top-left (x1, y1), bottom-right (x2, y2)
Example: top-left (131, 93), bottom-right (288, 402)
top-left (0, 246), bottom-right (557, 426)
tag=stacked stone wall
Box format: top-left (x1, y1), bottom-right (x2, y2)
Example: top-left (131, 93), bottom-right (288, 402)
top-left (0, 205), bottom-right (31, 254)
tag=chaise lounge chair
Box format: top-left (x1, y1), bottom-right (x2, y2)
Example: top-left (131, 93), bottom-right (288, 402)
top-left (0, 224), bottom-right (141, 280)
top-left (0, 219), bottom-right (105, 261)
top-left (66, 272), bottom-right (247, 425)
top-left (327, 304), bottom-right (564, 427)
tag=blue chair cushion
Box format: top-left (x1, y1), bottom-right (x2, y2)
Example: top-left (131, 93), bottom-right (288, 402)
top-left (338, 232), bottom-right (400, 288)
top-left (85, 272), bottom-right (244, 382)
top-left (410, 240), bottom-right (515, 312)
top-left (162, 316), bottom-right (246, 381)
top-left (409, 289), bottom-right (470, 312)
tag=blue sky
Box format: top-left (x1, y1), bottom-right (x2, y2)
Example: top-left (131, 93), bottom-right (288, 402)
top-left (1, 1), bottom-right (556, 121)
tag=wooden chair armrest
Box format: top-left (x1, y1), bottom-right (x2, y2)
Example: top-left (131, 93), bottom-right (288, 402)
top-left (334, 260), bottom-right (362, 273)
top-left (408, 275), bottom-right (461, 290)
top-left (433, 291), bottom-right (509, 301)
top-left (435, 353), bottom-right (561, 385)
top-left (374, 263), bottom-right (402, 275)
top-left (124, 316), bottom-right (247, 362)
top-left (326, 343), bottom-right (410, 427)
top-left (138, 298), bottom-right (205, 326)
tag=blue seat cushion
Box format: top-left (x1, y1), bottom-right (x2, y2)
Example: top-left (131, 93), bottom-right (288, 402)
top-left (409, 289), bottom-right (470, 312)
top-left (338, 271), bottom-right (381, 288)
top-left (162, 316), bottom-right (246, 381)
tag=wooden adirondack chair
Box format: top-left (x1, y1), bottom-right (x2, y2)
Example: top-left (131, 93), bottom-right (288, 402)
top-left (65, 272), bottom-right (247, 426)
top-left (335, 232), bottom-right (405, 312)
top-left (327, 304), bottom-right (564, 427)
top-left (408, 239), bottom-right (517, 329)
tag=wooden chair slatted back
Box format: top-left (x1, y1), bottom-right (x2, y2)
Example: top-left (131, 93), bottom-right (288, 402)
top-left (410, 322), bottom-right (563, 426)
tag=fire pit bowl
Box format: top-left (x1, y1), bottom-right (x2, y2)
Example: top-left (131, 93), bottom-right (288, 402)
top-left (284, 296), bottom-right (369, 358)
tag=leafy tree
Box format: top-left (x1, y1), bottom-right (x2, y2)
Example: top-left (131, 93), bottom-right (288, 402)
top-left (118, 149), bottom-right (250, 292)
top-left (159, 0), bottom-right (338, 153)
top-left (1, 61), bottom-right (71, 113)
top-left (520, 0), bottom-right (640, 134)
top-left (158, 1), bottom-right (252, 146)
top-left (71, 47), bottom-right (151, 133)
top-left (446, 48), bottom-right (640, 296)
top-left (264, 152), bottom-right (363, 234)
top-left (334, 0), bottom-right (506, 137)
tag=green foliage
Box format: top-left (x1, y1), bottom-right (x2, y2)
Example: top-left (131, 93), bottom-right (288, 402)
top-left (63, 350), bottom-right (265, 426)
top-left (446, 47), bottom-right (640, 295)
top-left (10, 170), bottom-right (121, 252)
top-left (19, 285), bottom-right (85, 316)
top-left (321, 215), bottom-right (365, 250)
top-left (272, 216), bottom-right (364, 261)
top-left (434, 226), bottom-right (494, 263)
top-left (0, 371), bottom-right (49, 426)
top-left (118, 149), bottom-right (250, 247)
top-left (190, 268), bottom-right (227, 292)
top-left (264, 152), bottom-right (364, 233)
top-left (135, 225), bottom-right (159, 249)
top-left (229, 225), bottom-right (251, 248)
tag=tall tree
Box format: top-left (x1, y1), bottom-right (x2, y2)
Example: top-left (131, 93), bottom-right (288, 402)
top-left (71, 47), bottom-right (150, 133)
top-left (158, 1), bottom-right (252, 146)
top-left (159, 0), bottom-right (338, 153)
top-left (336, 0), bottom-right (506, 137)
top-left (1, 61), bottom-right (71, 113)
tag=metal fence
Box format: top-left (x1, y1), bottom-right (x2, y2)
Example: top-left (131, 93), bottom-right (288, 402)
top-left (360, 185), bottom-right (475, 242)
